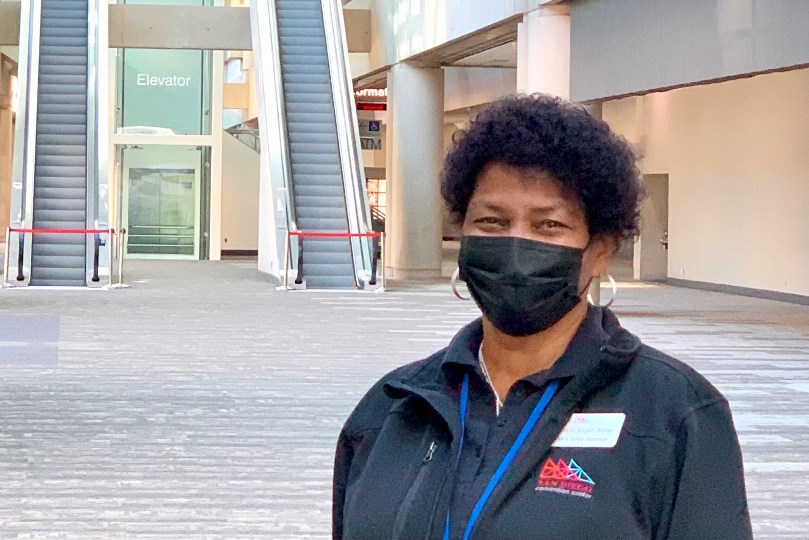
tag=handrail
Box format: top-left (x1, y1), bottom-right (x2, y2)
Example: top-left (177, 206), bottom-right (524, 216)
top-left (320, 0), bottom-right (375, 288)
top-left (250, 0), bottom-right (297, 278)
top-left (253, 0), bottom-right (296, 233)
top-left (370, 205), bottom-right (386, 232)
top-left (9, 0), bottom-right (43, 279)
top-left (87, 0), bottom-right (109, 284)
top-left (225, 127), bottom-right (261, 152)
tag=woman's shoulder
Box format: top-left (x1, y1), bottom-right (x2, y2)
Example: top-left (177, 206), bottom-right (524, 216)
top-left (340, 349), bottom-right (447, 436)
top-left (616, 341), bottom-right (733, 440)
top-left (630, 342), bottom-right (726, 405)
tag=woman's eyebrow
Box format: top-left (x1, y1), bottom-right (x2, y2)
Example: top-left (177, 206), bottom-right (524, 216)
top-left (468, 201), bottom-right (508, 213)
top-left (527, 203), bottom-right (569, 214)
top-left (468, 201), bottom-right (572, 214)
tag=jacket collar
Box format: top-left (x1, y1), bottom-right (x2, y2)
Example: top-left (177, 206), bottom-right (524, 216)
top-left (383, 306), bottom-right (641, 440)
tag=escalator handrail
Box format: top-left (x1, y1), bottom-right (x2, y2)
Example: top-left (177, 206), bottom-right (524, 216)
top-left (320, 0), bottom-right (375, 287)
top-left (7, 0), bottom-right (43, 283)
top-left (13, 0), bottom-right (43, 233)
top-left (88, 0), bottom-right (110, 284)
top-left (252, 0), bottom-right (298, 234)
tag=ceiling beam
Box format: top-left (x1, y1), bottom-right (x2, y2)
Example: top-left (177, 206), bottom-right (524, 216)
top-left (404, 14), bottom-right (521, 68)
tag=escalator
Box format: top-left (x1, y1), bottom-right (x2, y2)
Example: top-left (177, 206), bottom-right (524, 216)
top-left (30, 0), bottom-right (89, 285)
top-left (10, 0), bottom-right (105, 286)
top-left (250, 0), bottom-right (375, 289)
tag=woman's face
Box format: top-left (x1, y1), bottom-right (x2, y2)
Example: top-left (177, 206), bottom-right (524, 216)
top-left (461, 162), bottom-right (617, 293)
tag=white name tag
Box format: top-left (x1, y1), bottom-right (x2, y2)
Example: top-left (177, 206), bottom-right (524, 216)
top-left (552, 413), bottom-right (626, 448)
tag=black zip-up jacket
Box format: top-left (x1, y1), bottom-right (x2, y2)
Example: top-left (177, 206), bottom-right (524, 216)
top-left (333, 308), bottom-right (753, 539)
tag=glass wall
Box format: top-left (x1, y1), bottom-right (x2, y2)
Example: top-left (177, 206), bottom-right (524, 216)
top-left (113, 0), bottom-right (218, 259)
top-left (120, 0), bottom-right (212, 6)
top-left (117, 48), bottom-right (212, 135)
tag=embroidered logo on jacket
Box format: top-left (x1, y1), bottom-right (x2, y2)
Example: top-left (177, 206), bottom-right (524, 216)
top-left (535, 457), bottom-right (595, 499)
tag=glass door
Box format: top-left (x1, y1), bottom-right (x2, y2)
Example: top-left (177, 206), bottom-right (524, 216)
top-left (119, 145), bottom-right (208, 259)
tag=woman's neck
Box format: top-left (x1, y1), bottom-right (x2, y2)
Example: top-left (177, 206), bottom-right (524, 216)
top-left (480, 301), bottom-right (588, 399)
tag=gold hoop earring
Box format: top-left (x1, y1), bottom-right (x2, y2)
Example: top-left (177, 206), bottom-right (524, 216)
top-left (587, 274), bottom-right (618, 308)
top-left (451, 268), bottom-right (471, 300)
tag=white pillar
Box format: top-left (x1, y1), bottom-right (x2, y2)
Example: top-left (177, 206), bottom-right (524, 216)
top-left (385, 63), bottom-right (444, 280)
top-left (517, 5), bottom-right (571, 98)
top-left (209, 50), bottom-right (225, 261)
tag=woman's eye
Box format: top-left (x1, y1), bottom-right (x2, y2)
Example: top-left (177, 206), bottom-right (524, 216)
top-left (475, 217), bottom-right (505, 226)
top-left (536, 220), bottom-right (567, 231)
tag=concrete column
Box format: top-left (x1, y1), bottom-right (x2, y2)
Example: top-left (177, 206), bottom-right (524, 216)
top-left (209, 50), bottom-right (224, 261)
top-left (385, 63), bottom-right (444, 280)
top-left (516, 5), bottom-right (571, 98)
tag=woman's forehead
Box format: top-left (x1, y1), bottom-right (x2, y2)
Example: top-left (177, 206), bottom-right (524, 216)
top-left (469, 163), bottom-right (584, 214)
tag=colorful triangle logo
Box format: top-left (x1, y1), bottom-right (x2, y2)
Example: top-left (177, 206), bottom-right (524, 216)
top-left (539, 457), bottom-right (595, 485)
top-left (568, 458), bottom-right (595, 485)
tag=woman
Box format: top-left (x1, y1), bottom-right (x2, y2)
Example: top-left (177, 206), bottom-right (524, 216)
top-left (333, 95), bottom-right (752, 540)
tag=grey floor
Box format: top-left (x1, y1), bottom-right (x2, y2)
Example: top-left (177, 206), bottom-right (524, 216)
top-left (0, 256), bottom-right (808, 538)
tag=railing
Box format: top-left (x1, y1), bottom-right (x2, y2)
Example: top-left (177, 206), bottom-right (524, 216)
top-left (248, 0), bottom-right (300, 278)
top-left (281, 231), bottom-right (385, 291)
top-left (87, 0), bottom-right (109, 282)
top-left (370, 205), bottom-right (386, 233)
top-left (320, 0), bottom-right (376, 287)
top-left (3, 227), bottom-right (128, 289)
top-left (9, 0), bottom-right (43, 274)
top-left (253, 0), bottom-right (297, 230)
top-left (226, 127), bottom-right (261, 153)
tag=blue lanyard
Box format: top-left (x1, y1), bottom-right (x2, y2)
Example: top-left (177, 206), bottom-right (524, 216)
top-left (443, 374), bottom-right (560, 540)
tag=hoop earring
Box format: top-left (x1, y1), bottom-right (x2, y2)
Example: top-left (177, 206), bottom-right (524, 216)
top-left (587, 274), bottom-right (618, 308)
top-left (451, 268), bottom-right (471, 300)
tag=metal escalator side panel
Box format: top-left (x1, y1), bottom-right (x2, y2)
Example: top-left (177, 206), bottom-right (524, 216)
top-left (85, 0), bottom-right (110, 283)
top-left (9, 0), bottom-right (43, 285)
top-left (319, 0), bottom-right (376, 286)
top-left (249, 0), bottom-right (299, 281)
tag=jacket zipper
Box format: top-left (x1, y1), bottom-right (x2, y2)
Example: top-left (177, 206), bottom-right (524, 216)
top-left (423, 438), bottom-right (464, 539)
top-left (391, 437), bottom-right (440, 540)
top-left (424, 441), bottom-right (437, 462)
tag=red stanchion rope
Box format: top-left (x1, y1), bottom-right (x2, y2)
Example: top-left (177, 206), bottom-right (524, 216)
top-left (9, 228), bottom-right (111, 234)
top-left (288, 231), bottom-right (381, 238)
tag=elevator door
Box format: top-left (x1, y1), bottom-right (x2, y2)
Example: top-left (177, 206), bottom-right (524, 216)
top-left (120, 145), bottom-right (205, 259)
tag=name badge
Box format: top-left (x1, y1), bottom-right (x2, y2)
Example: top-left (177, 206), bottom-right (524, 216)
top-left (552, 413), bottom-right (626, 448)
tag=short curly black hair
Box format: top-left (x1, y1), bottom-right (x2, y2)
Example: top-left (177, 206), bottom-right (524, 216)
top-left (441, 94), bottom-right (641, 240)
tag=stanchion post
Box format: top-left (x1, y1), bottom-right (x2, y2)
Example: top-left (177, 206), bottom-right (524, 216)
top-left (117, 228), bottom-right (126, 286)
top-left (3, 227), bottom-right (10, 287)
top-left (282, 231), bottom-right (290, 289)
top-left (379, 232), bottom-right (385, 291)
top-left (107, 228), bottom-right (114, 288)
top-left (16, 232), bottom-right (24, 281)
top-left (91, 234), bottom-right (101, 282)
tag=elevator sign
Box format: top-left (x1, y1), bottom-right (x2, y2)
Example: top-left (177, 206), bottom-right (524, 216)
top-left (122, 49), bottom-right (205, 135)
top-left (136, 74), bottom-right (193, 87)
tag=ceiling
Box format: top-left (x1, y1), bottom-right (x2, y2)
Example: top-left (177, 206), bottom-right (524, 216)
top-left (447, 42), bottom-right (517, 68)
top-left (353, 14), bottom-right (519, 89)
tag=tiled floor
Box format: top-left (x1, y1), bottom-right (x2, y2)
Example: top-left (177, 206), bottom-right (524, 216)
top-left (0, 258), bottom-right (807, 538)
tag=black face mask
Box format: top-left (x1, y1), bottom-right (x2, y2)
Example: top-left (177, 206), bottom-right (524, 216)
top-left (458, 235), bottom-right (585, 337)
